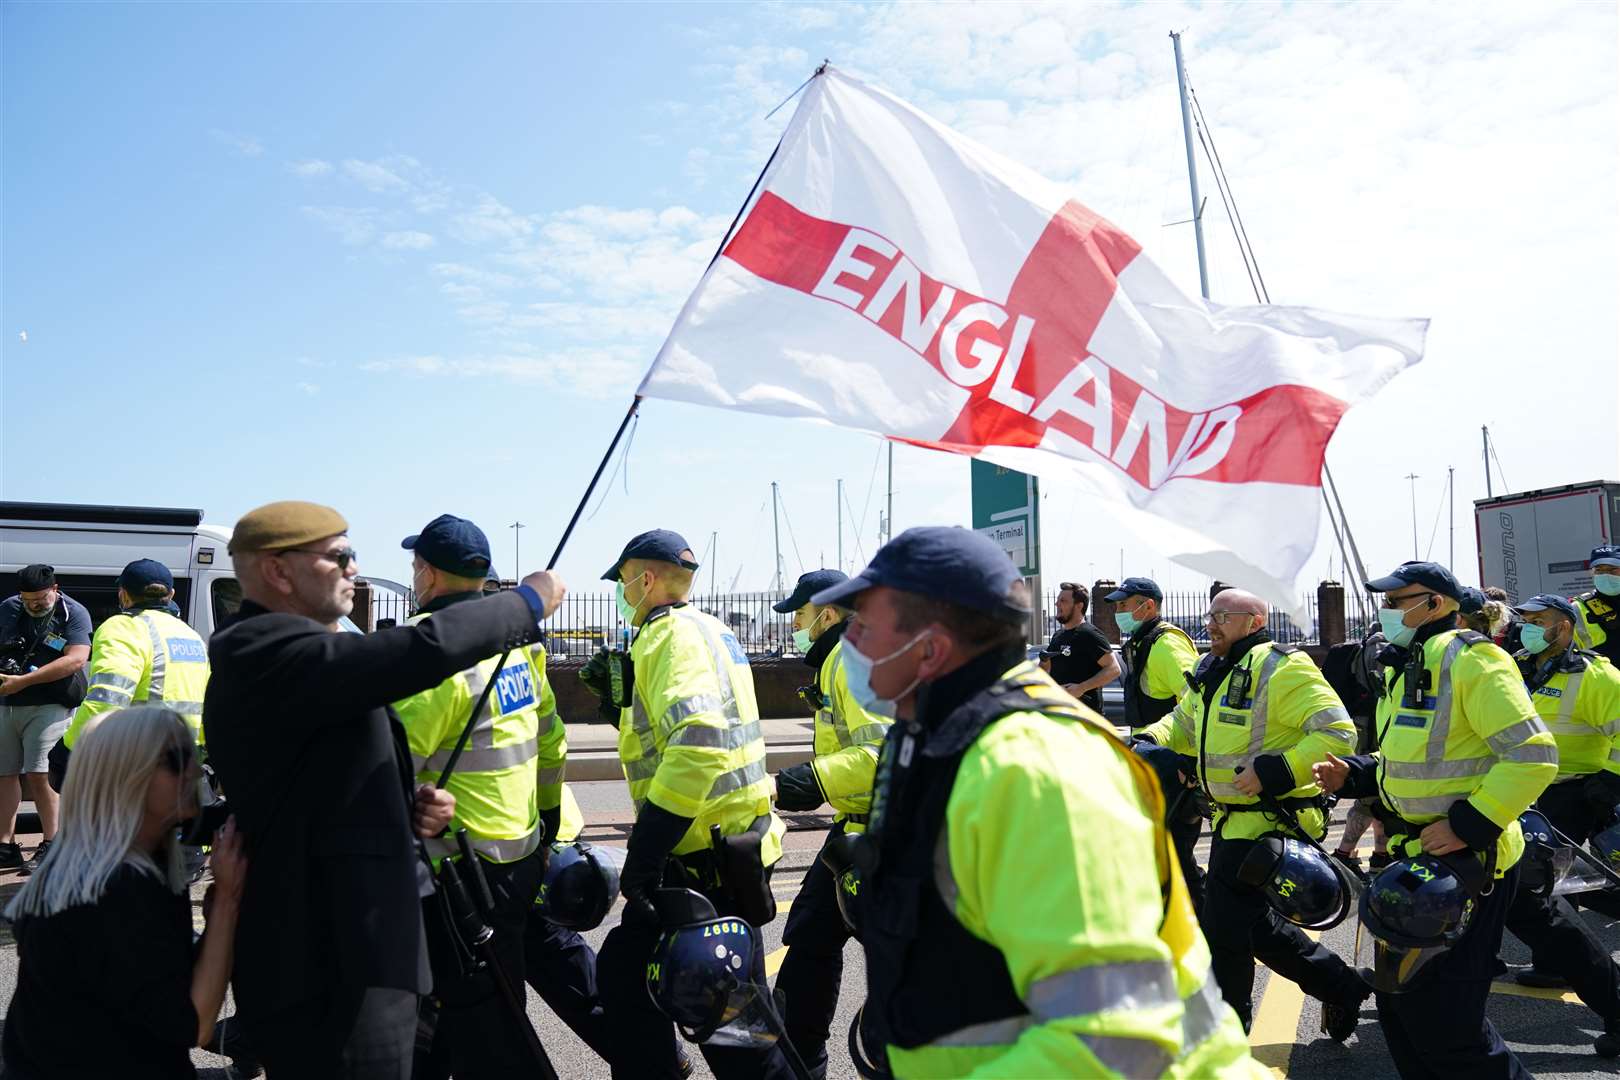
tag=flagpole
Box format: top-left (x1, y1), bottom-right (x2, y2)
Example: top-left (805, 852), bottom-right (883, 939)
top-left (540, 68), bottom-right (823, 573)
top-left (1170, 31), bottom-right (1210, 300)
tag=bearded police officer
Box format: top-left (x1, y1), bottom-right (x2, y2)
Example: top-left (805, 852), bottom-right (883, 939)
top-left (1499, 593), bottom-right (1620, 1056)
top-left (393, 515), bottom-right (568, 1079)
top-left (770, 569), bottom-right (892, 1077)
top-left (1139, 588), bottom-right (1367, 1038)
top-left (821, 528), bottom-right (1260, 1078)
top-left (61, 560), bottom-right (209, 788)
top-left (594, 529), bottom-right (793, 1080)
top-left (1575, 544), bottom-right (1620, 666)
top-left (1316, 560), bottom-right (1557, 1080)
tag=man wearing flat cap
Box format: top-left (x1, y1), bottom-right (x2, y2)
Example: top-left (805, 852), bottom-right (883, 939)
top-left (770, 569), bottom-right (891, 1075)
top-left (391, 514), bottom-right (571, 1078)
top-left (1575, 544), bottom-right (1620, 667)
top-left (592, 528), bottom-right (791, 1079)
top-left (1498, 593), bottom-right (1620, 1055)
top-left (825, 526), bottom-right (1256, 1078)
top-left (1314, 560), bottom-right (1556, 1077)
top-left (203, 500), bottom-right (566, 1080)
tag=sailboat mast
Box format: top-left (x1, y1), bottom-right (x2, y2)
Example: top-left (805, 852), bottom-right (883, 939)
top-left (1170, 31), bottom-right (1211, 300)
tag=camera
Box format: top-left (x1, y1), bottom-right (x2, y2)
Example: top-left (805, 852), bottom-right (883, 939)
top-left (0, 637), bottom-right (33, 677)
top-left (179, 764), bottom-right (230, 846)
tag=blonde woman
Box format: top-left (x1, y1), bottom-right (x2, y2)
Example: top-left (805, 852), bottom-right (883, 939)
top-left (1, 706), bottom-right (246, 1079)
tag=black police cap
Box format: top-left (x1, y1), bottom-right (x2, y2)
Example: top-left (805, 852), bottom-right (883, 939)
top-left (812, 526), bottom-right (1030, 626)
top-left (773, 569), bottom-right (849, 613)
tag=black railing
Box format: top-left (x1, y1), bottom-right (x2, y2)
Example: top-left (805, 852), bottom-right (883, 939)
top-left (1039, 589), bottom-right (1322, 646)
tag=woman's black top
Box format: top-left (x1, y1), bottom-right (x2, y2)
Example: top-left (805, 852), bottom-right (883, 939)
top-left (3, 862), bottom-right (198, 1079)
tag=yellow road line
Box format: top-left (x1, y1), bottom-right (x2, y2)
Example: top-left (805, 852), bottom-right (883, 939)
top-left (765, 900), bottom-right (794, 977)
top-left (1489, 980), bottom-right (1583, 1004)
top-left (1247, 929), bottom-right (1322, 1078)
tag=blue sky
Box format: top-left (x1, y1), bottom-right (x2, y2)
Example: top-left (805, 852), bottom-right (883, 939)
top-left (4, 2), bottom-right (1616, 599)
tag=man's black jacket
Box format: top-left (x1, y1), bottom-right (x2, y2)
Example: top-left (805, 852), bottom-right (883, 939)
top-left (202, 590), bottom-right (542, 1016)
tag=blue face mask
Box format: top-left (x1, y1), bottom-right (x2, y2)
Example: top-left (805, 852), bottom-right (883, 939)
top-left (1377, 606), bottom-right (1419, 648)
top-left (842, 631), bottom-right (930, 718)
top-left (1596, 574), bottom-right (1620, 597)
top-left (1519, 624), bottom-right (1556, 654)
top-left (615, 578), bottom-right (644, 626)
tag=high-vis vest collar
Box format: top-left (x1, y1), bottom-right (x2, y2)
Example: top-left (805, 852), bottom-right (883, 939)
top-left (70, 609), bottom-right (209, 748)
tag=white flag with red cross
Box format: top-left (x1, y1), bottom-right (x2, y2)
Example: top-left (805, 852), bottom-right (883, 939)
top-left (640, 66), bottom-right (1426, 618)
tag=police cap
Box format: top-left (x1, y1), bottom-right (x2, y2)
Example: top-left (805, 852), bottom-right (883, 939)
top-left (1364, 560), bottom-right (1462, 601)
top-left (773, 569), bottom-right (849, 613)
top-left (230, 501), bottom-right (349, 555)
top-left (117, 558), bottom-right (173, 593)
top-left (402, 514), bottom-right (492, 577)
top-left (811, 526), bottom-right (1030, 626)
top-left (1516, 593), bottom-right (1579, 622)
top-left (602, 529), bottom-right (699, 582)
top-left (1592, 545), bottom-right (1620, 569)
top-left (1104, 576), bottom-right (1163, 603)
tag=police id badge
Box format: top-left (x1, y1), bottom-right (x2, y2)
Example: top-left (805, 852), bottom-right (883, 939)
top-left (494, 662), bottom-right (538, 715)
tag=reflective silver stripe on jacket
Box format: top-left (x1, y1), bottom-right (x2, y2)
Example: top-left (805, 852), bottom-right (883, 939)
top-left (678, 610), bottom-right (743, 730)
top-left (138, 614), bottom-right (166, 699)
top-left (1542, 671), bottom-right (1589, 736)
top-left (848, 723), bottom-right (889, 746)
top-left (1302, 706), bottom-right (1352, 733)
top-left (422, 826), bottom-right (541, 863)
top-left (421, 735), bottom-right (539, 775)
top-left (1500, 743), bottom-right (1558, 765)
top-left (1421, 636), bottom-right (1472, 762)
top-left (537, 765), bottom-right (564, 787)
top-left (1382, 756), bottom-right (1494, 780)
top-left (1392, 793), bottom-right (1467, 816)
top-left (624, 755), bottom-right (660, 782)
top-left (460, 664), bottom-right (500, 752)
top-left (168, 700), bottom-right (204, 718)
top-left (665, 694), bottom-right (725, 729)
top-left (669, 720), bottom-right (763, 751)
top-left (97, 673), bottom-right (138, 692)
top-left (926, 1014), bottom-right (1033, 1048)
top-left (707, 759), bottom-right (766, 798)
top-left (1026, 959), bottom-right (1179, 1017)
top-left (84, 686), bottom-right (133, 706)
top-left (1201, 647), bottom-right (1289, 771)
top-left (1486, 717), bottom-right (1549, 757)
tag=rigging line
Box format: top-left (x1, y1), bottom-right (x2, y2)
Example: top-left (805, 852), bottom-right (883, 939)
top-left (1193, 116), bottom-right (1262, 304)
top-left (1424, 472), bottom-right (1450, 560)
top-left (777, 494), bottom-right (807, 577)
top-left (1189, 84), bottom-right (1272, 303)
top-left (1488, 434), bottom-right (1512, 493)
top-left (584, 411), bottom-right (640, 521)
top-left (857, 439), bottom-right (883, 542)
top-left (842, 486), bottom-right (869, 567)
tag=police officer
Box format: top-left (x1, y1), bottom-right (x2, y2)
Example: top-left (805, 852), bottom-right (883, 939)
top-left (1575, 544), bottom-right (1620, 666)
top-left (393, 515), bottom-right (567, 1079)
top-left (819, 527), bottom-right (1260, 1078)
top-left (63, 559), bottom-right (209, 751)
top-left (1500, 593), bottom-right (1620, 1055)
top-left (1139, 588), bottom-right (1367, 1037)
top-left (1108, 575), bottom-right (1205, 905)
top-left (1316, 560), bottom-right (1557, 1080)
top-left (594, 529), bottom-right (793, 1080)
top-left (769, 569), bottom-right (892, 1077)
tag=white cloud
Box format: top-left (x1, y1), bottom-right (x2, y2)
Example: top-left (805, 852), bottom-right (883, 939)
top-left (210, 129), bottom-right (265, 157)
top-left (342, 157), bottom-right (412, 193)
top-left (361, 347), bottom-right (644, 397)
top-left (448, 194), bottom-right (534, 245)
top-left (382, 230), bottom-right (436, 250)
top-left (295, 356), bottom-right (335, 369)
top-left (295, 381), bottom-right (320, 396)
top-left (288, 159), bottom-right (333, 177)
top-left (301, 206), bottom-right (381, 246)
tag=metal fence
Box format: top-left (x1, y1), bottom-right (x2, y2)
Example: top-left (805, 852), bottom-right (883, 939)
top-left (1038, 589), bottom-right (1322, 646)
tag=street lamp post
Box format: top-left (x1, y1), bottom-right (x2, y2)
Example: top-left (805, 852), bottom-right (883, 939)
top-left (510, 521), bottom-right (525, 579)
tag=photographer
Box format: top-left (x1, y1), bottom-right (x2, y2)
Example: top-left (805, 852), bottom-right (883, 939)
top-left (0, 565), bottom-right (91, 871)
top-left (1, 706), bottom-right (246, 1080)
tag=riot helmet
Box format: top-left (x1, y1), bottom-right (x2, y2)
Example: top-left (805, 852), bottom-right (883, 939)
top-left (646, 889), bottom-right (783, 1050)
top-left (1237, 836), bottom-right (1354, 930)
top-left (536, 840), bottom-right (626, 931)
top-left (1517, 809), bottom-right (1566, 897)
top-left (1592, 812), bottom-right (1620, 872)
top-left (1357, 854), bottom-right (1476, 993)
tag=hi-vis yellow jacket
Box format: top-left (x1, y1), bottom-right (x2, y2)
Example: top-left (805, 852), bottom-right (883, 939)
top-left (66, 607), bottom-right (209, 747)
top-left (396, 604), bottom-right (566, 864)
top-left (1519, 647), bottom-right (1620, 782)
top-left (809, 636), bottom-right (891, 833)
top-left (622, 603), bottom-right (784, 863)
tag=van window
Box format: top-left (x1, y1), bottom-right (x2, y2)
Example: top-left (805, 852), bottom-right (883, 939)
top-left (212, 578), bottom-right (244, 628)
top-left (0, 573), bottom-right (193, 633)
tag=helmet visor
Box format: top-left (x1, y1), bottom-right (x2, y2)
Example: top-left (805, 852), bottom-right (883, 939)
top-left (1551, 850), bottom-right (1610, 897)
top-left (701, 981), bottom-right (788, 1050)
top-left (1364, 934), bottom-right (1450, 994)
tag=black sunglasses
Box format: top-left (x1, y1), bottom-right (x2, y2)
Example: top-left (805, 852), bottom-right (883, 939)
top-left (279, 547), bottom-right (359, 570)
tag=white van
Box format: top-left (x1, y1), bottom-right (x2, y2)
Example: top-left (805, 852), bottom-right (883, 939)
top-left (0, 502), bottom-right (246, 636)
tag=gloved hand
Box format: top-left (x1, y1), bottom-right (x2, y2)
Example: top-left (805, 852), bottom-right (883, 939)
top-left (539, 806), bottom-right (561, 846)
top-left (774, 762), bottom-right (826, 812)
top-left (621, 803), bottom-right (694, 923)
top-left (1583, 770), bottom-right (1620, 811)
top-left (579, 649), bottom-right (613, 699)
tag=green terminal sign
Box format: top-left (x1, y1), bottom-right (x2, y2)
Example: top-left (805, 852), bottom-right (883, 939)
top-left (970, 460), bottom-right (1040, 578)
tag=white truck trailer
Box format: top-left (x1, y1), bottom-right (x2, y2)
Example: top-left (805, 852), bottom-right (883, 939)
top-left (1474, 481), bottom-right (1620, 603)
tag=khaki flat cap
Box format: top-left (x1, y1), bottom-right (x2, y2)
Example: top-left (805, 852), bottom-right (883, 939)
top-left (230, 500), bottom-right (349, 554)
